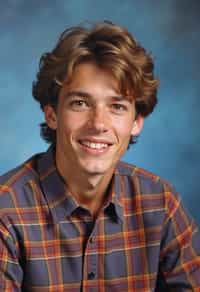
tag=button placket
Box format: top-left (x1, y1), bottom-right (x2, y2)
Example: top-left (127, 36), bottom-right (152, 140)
top-left (82, 217), bottom-right (100, 292)
top-left (87, 231), bottom-right (97, 279)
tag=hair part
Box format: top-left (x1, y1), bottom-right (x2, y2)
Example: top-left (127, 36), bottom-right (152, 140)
top-left (32, 21), bottom-right (159, 146)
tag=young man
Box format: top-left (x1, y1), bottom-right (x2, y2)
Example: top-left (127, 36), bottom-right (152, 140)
top-left (0, 21), bottom-right (200, 291)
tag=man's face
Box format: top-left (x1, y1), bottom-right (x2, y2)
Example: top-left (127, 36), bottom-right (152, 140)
top-left (45, 62), bottom-right (144, 178)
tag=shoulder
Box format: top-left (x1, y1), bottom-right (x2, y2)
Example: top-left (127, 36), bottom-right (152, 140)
top-left (117, 160), bottom-right (183, 221)
top-left (0, 153), bottom-right (43, 211)
top-left (0, 153), bottom-right (42, 187)
top-left (117, 160), bottom-right (173, 192)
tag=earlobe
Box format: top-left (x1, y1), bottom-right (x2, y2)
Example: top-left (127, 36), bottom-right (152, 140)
top-left (44, 105), bottom-right (57, 130)
top-left (131, 115), bottom-right (144, 136)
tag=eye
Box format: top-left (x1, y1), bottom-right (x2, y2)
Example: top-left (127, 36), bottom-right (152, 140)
top-left (69, 98), bottom-right (89, 111)
top-left (111, 103), bottom-right (128, 113)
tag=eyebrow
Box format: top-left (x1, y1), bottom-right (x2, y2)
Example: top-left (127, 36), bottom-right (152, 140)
top-left (64, 90), bottom-right (131, 102)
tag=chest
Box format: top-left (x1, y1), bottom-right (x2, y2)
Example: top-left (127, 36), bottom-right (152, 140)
top-left (18, 211), bottom-right (163, 291)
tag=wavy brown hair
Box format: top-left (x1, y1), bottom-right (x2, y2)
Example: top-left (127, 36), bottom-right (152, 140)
top-left (32, 21), bottom-right (159, 145)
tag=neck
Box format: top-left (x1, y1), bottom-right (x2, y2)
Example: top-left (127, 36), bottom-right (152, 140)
top-left (56, 157), bottom-right (114, 217)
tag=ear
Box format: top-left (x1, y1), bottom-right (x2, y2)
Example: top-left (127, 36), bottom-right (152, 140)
top-left (131, 114), bottom-right (144, 136)
top-left (43, 105), bottom-right (57, 130)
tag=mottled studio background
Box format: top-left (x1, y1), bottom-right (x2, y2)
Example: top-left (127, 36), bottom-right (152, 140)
top-left (0, 0), bottom-right (200, 224)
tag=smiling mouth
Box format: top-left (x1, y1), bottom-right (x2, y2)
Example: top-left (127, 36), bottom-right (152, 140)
top-left (78, 140), bottom-right (112, 152)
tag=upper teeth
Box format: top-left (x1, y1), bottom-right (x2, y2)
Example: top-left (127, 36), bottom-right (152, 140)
top-left (81, 141), bottom-right (109, 149)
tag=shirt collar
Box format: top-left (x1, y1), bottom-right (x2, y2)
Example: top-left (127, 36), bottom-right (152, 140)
top-left (103, 171), bottom-right (124, 223)
top-left (37, 146), bottom-right (78, 222)
top-left (37, 146), bottom-right (126, 223)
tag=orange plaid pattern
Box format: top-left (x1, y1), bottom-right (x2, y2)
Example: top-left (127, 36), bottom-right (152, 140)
top-left (0, 147), bottom-right (200, 291)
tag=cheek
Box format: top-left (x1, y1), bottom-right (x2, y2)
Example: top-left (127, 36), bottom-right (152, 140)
top-left (57, 113), bottom-right (87, 137)
top-left (114, 118), bottom-right (134, 140)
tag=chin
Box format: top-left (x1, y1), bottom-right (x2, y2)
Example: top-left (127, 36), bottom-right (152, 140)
top-left (83, 168), bottom-right (106, 176)
top-left (80, 163), bottom-right (109, 176)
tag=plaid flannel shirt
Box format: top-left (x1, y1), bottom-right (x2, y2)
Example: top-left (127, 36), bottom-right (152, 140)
top-left (0, 147), bottom-right (200, 291)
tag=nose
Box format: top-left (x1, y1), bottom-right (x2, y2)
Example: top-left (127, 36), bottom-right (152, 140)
top-left (87, 105), bottom-right (109, 133)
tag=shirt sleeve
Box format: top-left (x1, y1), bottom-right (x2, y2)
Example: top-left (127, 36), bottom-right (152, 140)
top-left (0, 218), bottom-right (23, 291)
top-left (157, 183), bottom-right (200, 291)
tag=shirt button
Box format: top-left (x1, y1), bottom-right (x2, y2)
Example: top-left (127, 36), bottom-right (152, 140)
top-left (88, 271), bottom-right (95, 280)
top-left (89, 237), bottom-right (94, 243)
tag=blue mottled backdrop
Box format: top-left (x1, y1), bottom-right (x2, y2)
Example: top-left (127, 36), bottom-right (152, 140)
top-left (1, 0), bottom-right (200, 224)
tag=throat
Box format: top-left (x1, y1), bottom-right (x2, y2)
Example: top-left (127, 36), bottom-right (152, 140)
top-left (56, 149), bottom-right (114, 216)
top-left (66, 174), bottom-right (113, 218)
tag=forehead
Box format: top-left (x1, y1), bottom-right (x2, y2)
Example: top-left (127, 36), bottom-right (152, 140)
top-left (67, 63), bottom-right (119, 90)
top-left (60, 62), bottom-right (133, 102)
